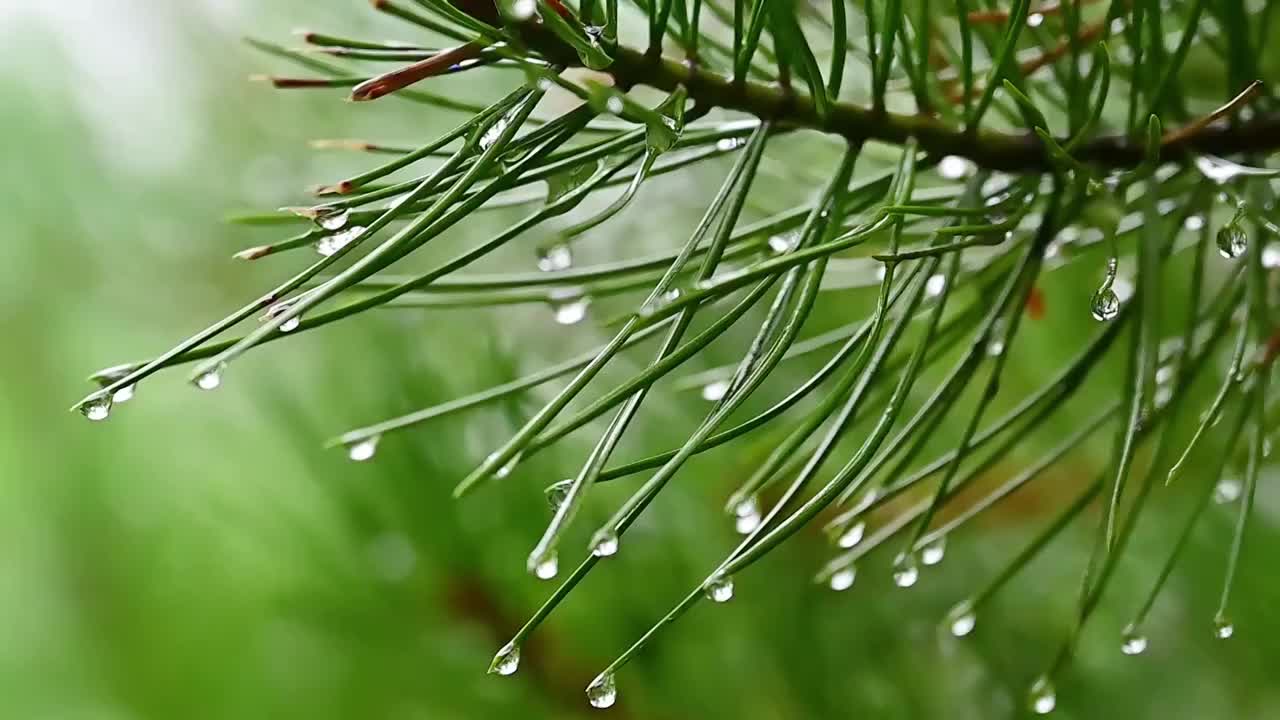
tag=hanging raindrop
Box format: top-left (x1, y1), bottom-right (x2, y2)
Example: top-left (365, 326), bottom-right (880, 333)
top-left (925, 274), bottom-right (947, 297)
top-left (1121, 628), bottom-right (1148, 656)
top-left (537, 244), bottom-right (573, 272)
top-left (937, 155), bottom-right (974, 180)
top-left (1214, 616), bottom-right (1234, 639)
top-left (545, 479), bottom-right (573, 510)
top-left (829, 566), bottom-right (856, 591)
top-left (1028, 677), bottom-right (1057, 715)
top-left (591, 531), bottom-right (619, 558)
top-left (110, 384), bottom-right (136, 404)
top-left (701, 380), bottom-right (730, 402)
top-left (347, 436), bottom-right (379, 462)
top-left (316, 207), bottom-right (351, 231)
top-left (1091, 257), bottom-right (1120, 321)
top-left (586, 672), bottom-right (617, 709)
top-left (1213, 478), bottom-right (1242, 504)
top-left (530, 550), bottom-right (559, 580)
top-left (732, 497), bottom-right (761, 535)
top-left (705, 575), bottom-right (735, 603)
top-left (80, 394), bottom-right (112, 422)
top-left (836, 520), bottom-right (866, 549)
top-left (194, 366), bottom-right (224, 391)
top-left (1216, 222), bottom-right (1248, 259)
top-left (892, 553), bottom-right (919, 588)
top-left (489, 641), bottom-right (521, 676)
top-left (920, 536), bottom-right (947, 566)
top-left (947, 604), bottom-right (977, 637)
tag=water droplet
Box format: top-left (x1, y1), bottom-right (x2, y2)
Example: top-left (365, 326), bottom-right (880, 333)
top-left (768, 232), bottom-right (799, 254)
top-left (605, 96), bottom-right (624, 115)
top-left (829, 567), bottom-right (856, 591)
top-left (111, 384), bottom-right (136, 404)
top-left (545, 478), bottom-right (573, 510)
top-left (1157, 198), bottom-right (1177, 215)
top-left (1262, 244), bottom-right (1280, 268)
top-left (490, 641), bottom-right (521, 676)
top-left (1027, 12), bottom-right (1045, 26)
top-left (925, 274), bottom-right (947, 297)
top-left (920, 536), bottom-right (947, 566)
top-left (80, 394), bottom-right (112, 422)
top-left (1121, 629), bottom-right (1148, 655)
top-left (937, 155), bottom-right (974, 180)
top-left (317, 207), bottom-right (351, 231)
top-left (1195, 155), bottom-right (1262, 185)
top-left (1217, 223), bottom-right (1248, 259)
top-left (705, 575), bottom-right (734, 602)
top-left (715, 137), bottom-right (745, 152)
top-left (1214, 615), bottom-right (1234, 639)
top-left (1213, 478), bottom-right (1242, 504)
top-left (892, 553), bottom-right (919, 588)
top-left (315, 225), bottom-right (367, 256)
top-left (987, 338), bottom-right (1006, 356)
top-left (586, 672), bottom-right (617, 708)
top-left (1184, 215), bottom-right (1206, 231)
top-left (1091, 287), bottom-right (1120, 321)
top-left (735, 511), bottom-right (761, 534)
top-left (531, 550), bottom-right (559, 580)
top-left (494, 454), bottom-right (518, 479)
top-left (1029, 676), bottom-right (1057, 715)
top-left (194, 366), bottom-right (224, 391)
top-left (592, 531), bottom-right (619, 557)
top-left (947, 604), bottom-right (976, 637)
top-left (836, 520), bottom-right (866, 549)
top-left (537, 244), bottom-right (573, 272)
top-left (347, 436), bottom-right (379, 462)
top-left (480, 117), bottom-right (509, 150)
top-left (509, 0), bottom-right (536, 20)
top-left (279, 316), bottom-right (301, 333)
top-left (548, 288), bottom-right (590, 326)
top-left (701, 380), bottom-right (729, 402)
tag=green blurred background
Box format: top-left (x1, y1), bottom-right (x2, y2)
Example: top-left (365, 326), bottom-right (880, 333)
top-left (4, 2), bottom-right (1279, 718)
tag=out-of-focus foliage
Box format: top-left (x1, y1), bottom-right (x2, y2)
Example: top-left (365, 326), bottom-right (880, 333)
top-left (5, 2), bottom-right (1280, 719)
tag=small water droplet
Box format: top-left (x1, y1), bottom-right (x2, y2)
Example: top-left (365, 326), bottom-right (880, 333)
top-left (987, 338), bottom-right (1006, 356)
top-left (279, 316), bottom-right (301, 333)
top-left (1213, 478), bottom-right (1242, 504)
top-left (537, 244), bottom-right (573, 272)
top-left (948, 604), bottom-right (976, 637)
top-left (705, 575), bottom-right (734, 602)
top-left (829, 567), bottom-right (856, 591)
top-left (317, 207), bottom-right (351, 231)
top-left (111, 384), bottom-right (136, 403)
top-left (937, 155), bottom-right (974, 180)
top-left (920, 536), bottom-right (947, 566)
top-left (347, 436), bottom-right (379, 462)
top-left (549, 289), bottom-right (590, 325)
top-left (836, 520), bottom-right (866, 549)
top-left (716, 137), bottom-right (744, 152)
top-left (545, 478), bottom-right (573, 510)
top-left (1184, 215), bottom-right (1206, 231)
top-left (1091, 287), bottom-right (1120, 321)
top-left (1121, 629), bottom-right (1148, 655)
top-left (1217, 223), bottom-right (1248, 259)
top-left (531, 550), bottom-right (559, 580)
top-left (605, 96), bottom-right (625, 115)
top-left (892, 553), bottom-right (919, 588)
top-left (592, 531), bottom-right (619, 557)
top-left (494, 454), bottom-right (518, 479)
top-left (80, 395), bottom-right (112, 422)
top-left (315, 225), bottom-right (367, 256)
top-left (925, 274), bottom-right (946, 297)
top-left (1029, 677), bottom-right (1057, 714)
top-left (1214, 615), bottom-right (1234, 639)
top-left (586, 672), bottom-right (617, 708)
top-left (194, 366), bottom-right (224, 391)
top-left (701, 380), bottom-right (729, 401)
top-left (490, 641), bottom-right (521, 676)
top-left (1027, 12), bottom-right (1045, 26)
top-left (768, 232), bottom-right (799, 254)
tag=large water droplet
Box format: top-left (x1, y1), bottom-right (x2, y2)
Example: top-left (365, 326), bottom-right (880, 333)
top-left (586, 672), bottom-right (617, 708)
top-left (592, 531), bottom-right (619, 557)
top-left (1029, 677), bottom-right (1057, 715)
top-left (701, 380), bottom-right (729, 402)
top-left (705, 575), bottom-right (734, 603)
top-left (545, 479), bottom-right (573, 510)
top-left (537, 244), bottom-right (573, 272)
top-left (509, 0), bottom-right (536, 20)
top-left (892, 553), bottom-right (919, 588)
top-left (1091, 287), bottom-right (1120, 321)
top-left (1121, 629), bottom-right (1148, 656)
top-left (549, 289), bottom-right (590, 325)
top-left (1216, 223), bottom-right (1248, 259)
top-left (1213, 478), bottom-right (1242, 504)
top-left (1214, 615), bottom-right (1234, 639)
top-left (925, 274), bottom-right (947, 297)
top-left (489, 641), bottom-right (521, 676)
top-left (347, 435), bottom-right (379, 462)
top-left (317, 207), bottom-right (351, 231)
top-left (80, 394), bottom-right (112, 422)
top-left (732, 497), bottom-right (761, 535)
top-left (937, 155), bottom-right (974, 180)
top-left (194, 366), bottom-right (224, 391)
top-left (947, 604), bottom-right (976, 637)
top-left (920, 536), bottom-right (947, 566)
top-left (280, 316), bottom-right (301, 333)
top-left (836, 520), bottom-right (866, 549)
top-left (829, 566), bottom-right (856, 591)
top-left (315, 225), bottom-right (367, 256)
top-left (531, 550), bottom-right (559, 580)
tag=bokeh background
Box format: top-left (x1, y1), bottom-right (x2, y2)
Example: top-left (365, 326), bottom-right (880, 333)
top-left (4, 2), bottom-right (1280, 718)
